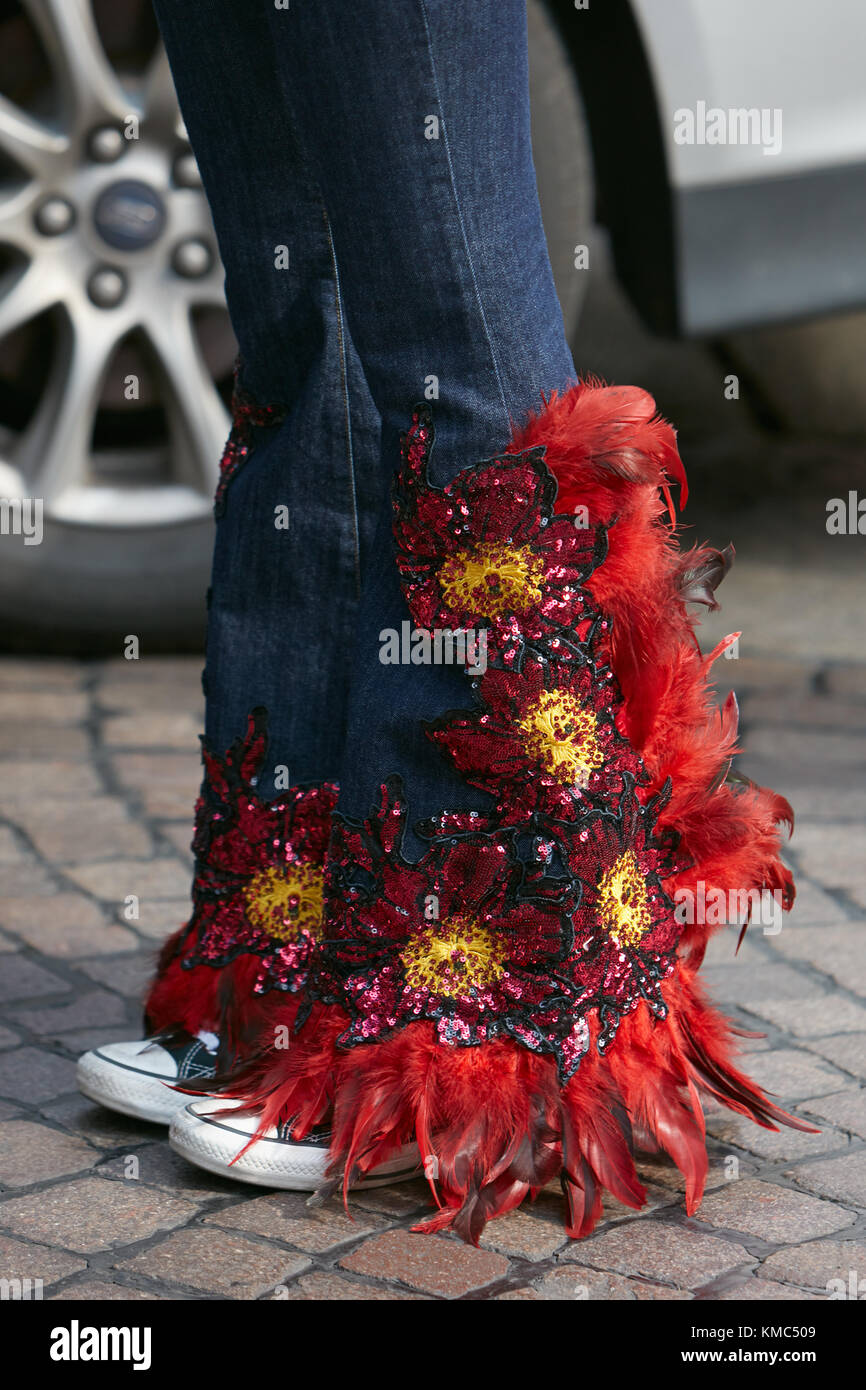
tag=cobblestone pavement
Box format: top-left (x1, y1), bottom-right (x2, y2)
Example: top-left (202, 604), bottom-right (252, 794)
top-left (0, 650), bottom-right (863, 1301)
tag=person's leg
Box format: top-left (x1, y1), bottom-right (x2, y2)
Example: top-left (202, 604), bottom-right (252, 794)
top-left (151, 0), bottom-right (382, 780)
top-left (78, 0), bottom-right (383, 1121)
top-left (261, 0), bottom-right (576, 841)
top-left (173, 0), bottom-right (804, 1231)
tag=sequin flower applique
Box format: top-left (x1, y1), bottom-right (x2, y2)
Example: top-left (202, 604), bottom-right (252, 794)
top-left (427, 657), bottom-right (647, 823)
top-left (561, 777), bottom-right (682, 1053)
top-left (184, 707), bottom-right (337, 996)
top-left (392, 406), bottom-right (607, 667)
top-left (214, 363), bottom-right (287, 518)
top-left (315, 778), bottom-right (589, 1077)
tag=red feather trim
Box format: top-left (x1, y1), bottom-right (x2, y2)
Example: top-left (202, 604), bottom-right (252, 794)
top-left (218, 382), bottom-right (810, 1243)
top-left (512, 380), bottom-right (795, 952)
top-left (222, 961), bottom-right (814, 1243)
top-left (144, 933), bottom-right (282, 1075)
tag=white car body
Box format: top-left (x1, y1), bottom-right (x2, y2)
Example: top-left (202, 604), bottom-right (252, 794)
top-left (634, 0), bottom-right (866, 187)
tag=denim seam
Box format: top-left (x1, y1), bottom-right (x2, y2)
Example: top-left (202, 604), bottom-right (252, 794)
top-left (324, 209), bottom-right (363, 599)
top-left (417, 0), bottom-right (511, 437)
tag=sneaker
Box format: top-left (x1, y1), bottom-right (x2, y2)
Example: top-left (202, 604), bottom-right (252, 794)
top-left (76, 1032), bottom-right (219, 1125)
top-left (169, 1097), bottom-right (421, 1190)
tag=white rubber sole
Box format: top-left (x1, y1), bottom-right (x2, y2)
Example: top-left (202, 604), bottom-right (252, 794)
top-left (169, 1105), bottom-right (421, 1190)
top-left (76, 1049), bottom-right (195, 1126)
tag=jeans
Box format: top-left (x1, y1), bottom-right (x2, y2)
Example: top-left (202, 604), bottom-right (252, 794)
top-left (151, 0), bottom-right (575, 849)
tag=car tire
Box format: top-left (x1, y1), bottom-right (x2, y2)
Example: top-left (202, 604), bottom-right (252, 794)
top-left (528, 0), bottom-right (595, 351)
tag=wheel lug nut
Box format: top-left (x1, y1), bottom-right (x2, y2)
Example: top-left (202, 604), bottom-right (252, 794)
top-left (89, 126), bottom-right (125, 163)
top-left (34, 196), bottom-right (75, 236)
top-left (174, 151), bottom-right (202, 189)
top-left (172, 238), bottom-right (213, 278)
top-left (87, 265), bottom-right (127, 308)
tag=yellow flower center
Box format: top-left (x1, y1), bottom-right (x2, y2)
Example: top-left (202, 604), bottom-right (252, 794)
top-left (597, 851), bottom-right (652, 947)
top-left (401, 916), bottom-right (506, 995)
top-left (438, 542), bottom-right (544, 619)
top-left (243, 862), bottom-right (324, 943)
top-left (517, 689), bottom-right (603, 786)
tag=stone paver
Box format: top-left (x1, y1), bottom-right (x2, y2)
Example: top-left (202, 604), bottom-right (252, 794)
top-left (0, 1047), bottom-right (77, 1103)
top-left (0, 865), bottom-right (55, 898)
top-left (0, 724), bottom-right (89, 757)
top-left (63, 859), bottom-right (192, 902)
top-left (700, 963), bottom-right (817, 1004)
top-left (156, 821), bottom-right (194, 855)
top-left (115, 1227), bottom-right (311, 1299)
top-left (8, 799), bottom-right (152, 864)
top-left (0, 1175), bottom-right (199, 1252)
top-left (112, 752), bottom-right (201, 819)
top-left (0, 659), bottom-right (83, 689)
top-left (204, 1192), bottom-right (387, 1254)
top-left (40, 1095), bottom-right (158, 1149)
top-left (75, 954), bottom-right (154, 998)
top-left (95, 657), bottom-right (201, 684)
top-left (0, 643), bottom-right (863, 1300)
top-left (747, 729), bottom-right (866, 773)
top-left (10, 990), bottom-right (127, 1038)
top-left (790, 823), bottom-right (866, 903)
top-left (0, 828), bottom-right (28, 862)
top-left (0, 761), bottom-right (101, 807)
top-left (98, 1143), bottom-right (242, 1200)
top-left (0, 896), bottom-right (137, 957)
top-left (505, 1267), bottom-right (692, 1300)
top-left (758, 1238), bottom-right (866, 1292)
top-left (715, 1278), bottom-right (820, 1301)
top-left (478, 1206), bottom-right (568, 1262)
top-left (341, 1230), bottom-right (509, 1297)
top-left (50, 1281), bottom-right (160, 1301)
top-left (0, 955), bottom-right (68, 1004)
top-left (0, 691), bottom-right (88, 724)
top-left (0, 1120), bottom-right (97, 1187)
top-left (103, 713), bottom-right (203, 749)
top-left (707, 1113), bottom-right (848, 1163)
top-left (695, 1179), bottom-right (855, 1242)
top-left (746, 997), bottom-right (866, 1038)
top-left (772, 925), bottom-right (866, 995)
top-left (743, 1049), bottom-right (854, 1101)
top-left (99, 680), bottom-right (203, 713)
top-left (785, 1152), bottom-right (866, 1207)
top-left (802, 1089), bottom-right (866, 1139)
top-left (802, 1033), bottom-right (866, 1081)
top-left (125, 899), bottom-right (192, 939)
top-left (277, 1272), bottom-right (429, 1300)
top-left (0, 1233), bottom-right (86, 1287)
top-left (561, 1219), bottom-right (751, 1290)
top-left (350, 1181), bottom-right (430, 1217)
top-left (786, 880), bottom-right (851, 926)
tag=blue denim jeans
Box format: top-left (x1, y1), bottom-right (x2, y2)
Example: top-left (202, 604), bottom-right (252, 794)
top-left (152, 0), bottom-right (575, 850)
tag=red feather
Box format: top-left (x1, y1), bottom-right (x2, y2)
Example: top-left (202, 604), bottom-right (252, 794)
top-left (216, 381), bottom-right (810, 1242)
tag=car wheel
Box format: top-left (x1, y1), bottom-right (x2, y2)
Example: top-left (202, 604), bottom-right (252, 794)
top-left (0, 0), bottom-right (234, 650)
top-left (0, 1), bottom-right (591, 650)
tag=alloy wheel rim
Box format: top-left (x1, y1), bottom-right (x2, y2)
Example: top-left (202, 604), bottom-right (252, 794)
top-left (0, 0), bottom-right (231, 529)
